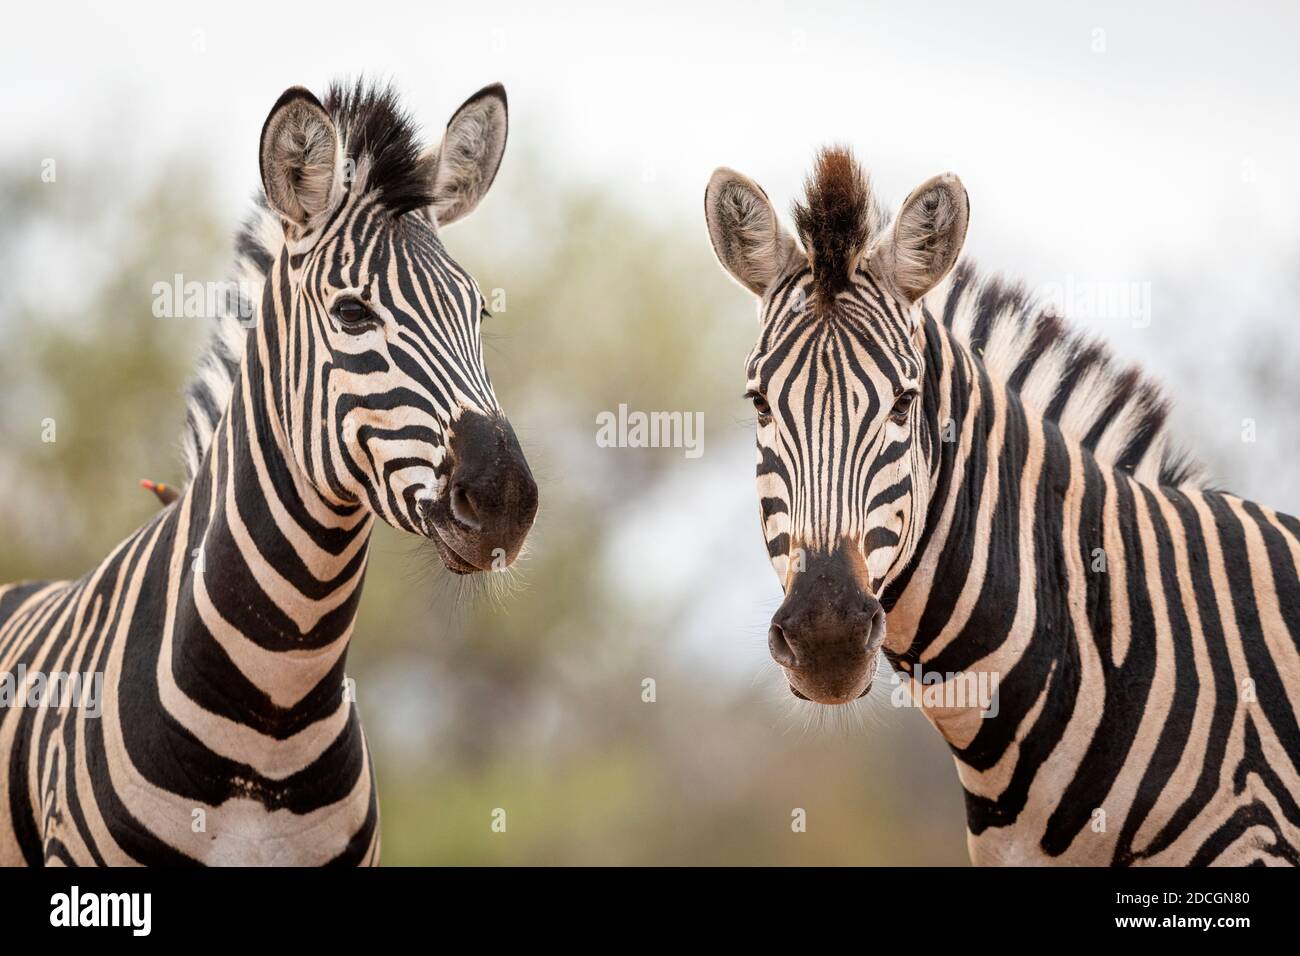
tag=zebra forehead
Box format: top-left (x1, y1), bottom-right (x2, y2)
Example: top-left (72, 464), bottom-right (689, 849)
top-left (319, 206), bottom-right (470, 285)
top-left (753, 287), bottom-right (919, 386)
top-left (752, 320), bottom-right (916, 401)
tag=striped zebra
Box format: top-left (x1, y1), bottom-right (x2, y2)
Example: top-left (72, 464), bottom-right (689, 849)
top-left (704, 148), bottom-right (1300, 865)
top-left (0, 79), bottom-right (537, 865)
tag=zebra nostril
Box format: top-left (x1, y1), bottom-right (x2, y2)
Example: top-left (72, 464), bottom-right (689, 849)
top-left (450, 481), bottom-right (482, 531)
top-left (864, 604), bottom-right (886, 653)
top-left (768, 623), bottom-right (798, 668)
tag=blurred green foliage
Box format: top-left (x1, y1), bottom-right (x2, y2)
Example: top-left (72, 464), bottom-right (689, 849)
top-left (0, 150), bottom-right (968, 865)
top-left (0, 162), bottom-right (225, 575)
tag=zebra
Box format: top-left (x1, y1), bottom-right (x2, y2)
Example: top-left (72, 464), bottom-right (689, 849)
top-left (0, 79), bottom-right (537, 865)
top-left (704, 147), bottom-right (1300, 865)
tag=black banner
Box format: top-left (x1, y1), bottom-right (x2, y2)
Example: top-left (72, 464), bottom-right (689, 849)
top-left (0, 865), bottom-right (1280, 942)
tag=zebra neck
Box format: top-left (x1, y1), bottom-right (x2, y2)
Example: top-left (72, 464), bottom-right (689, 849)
top-left (170, 343), bottom-right (373, 735)
top-left (883, 316), bottom-right (1077, 750)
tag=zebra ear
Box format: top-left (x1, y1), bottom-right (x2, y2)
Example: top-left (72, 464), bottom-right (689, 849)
top-left (427, 83), bottom-right (508, 228)
top-left (705, 168), bottom-right (799, 297)
top-left (259, 87), bottom-right (343, 227)
top-left (873, 173), bottom-right (969, 303)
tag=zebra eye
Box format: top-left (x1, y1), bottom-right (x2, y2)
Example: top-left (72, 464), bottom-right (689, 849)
top-left (747, 391), bottom-right (772, 419)
top-left (890, 389), bottom-right (918, 424)
top-left (331, 296), bottom-right (374, 327)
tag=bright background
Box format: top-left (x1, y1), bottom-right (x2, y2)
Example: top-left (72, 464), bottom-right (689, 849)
top-left (2, 1), bottom-right (1298, 863)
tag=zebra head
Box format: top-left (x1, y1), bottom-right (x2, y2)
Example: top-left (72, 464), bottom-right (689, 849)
top-left (255, 81), bottom-right (537, 573)
top-left (705, 148), bottom-right (968, 704)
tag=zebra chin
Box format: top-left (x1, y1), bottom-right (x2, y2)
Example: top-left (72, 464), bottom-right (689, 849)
top-left (769, 544), bottom-right (886, 705)
top-left (781, 650), bottom-right (881, 706)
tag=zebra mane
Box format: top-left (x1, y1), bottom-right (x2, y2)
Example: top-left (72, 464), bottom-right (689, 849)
top-left (178, 80), bottom-right (433, 483)
top-left (925, 260), bottom-right (1206, 489)
top-left (320, 79), bottom-right (434, 217)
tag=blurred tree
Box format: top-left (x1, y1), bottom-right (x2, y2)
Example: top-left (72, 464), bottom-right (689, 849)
top-left (0, 160), bottom-right (224, 582)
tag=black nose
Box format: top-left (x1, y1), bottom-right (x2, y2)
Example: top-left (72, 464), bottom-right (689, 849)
top-left (770, 593), bottom-right (883, 669)
top-left (766, 545), bottom-right (884, 703)
top-left (446, 410), bottom-right (539, 564)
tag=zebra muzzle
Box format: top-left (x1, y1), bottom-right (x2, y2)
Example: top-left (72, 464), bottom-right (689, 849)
top-left (769, 545), bottom-right (884, 704)
top-left (419, 410), bottom-right (538, 573)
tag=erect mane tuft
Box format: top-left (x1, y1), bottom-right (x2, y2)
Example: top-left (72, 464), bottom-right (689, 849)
top-left (323, 79), bottom-right (434, 217)
top-left (792, 147), bottom-right (884, 303)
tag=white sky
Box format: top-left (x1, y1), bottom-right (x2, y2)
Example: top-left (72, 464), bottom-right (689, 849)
top-left (5, 0), bottom-right (1298, 289)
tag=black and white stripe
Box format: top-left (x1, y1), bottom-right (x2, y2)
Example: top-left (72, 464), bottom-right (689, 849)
top-left (0, 80), bottom-right (536, 866)
top-left (706, 147), bottom-right (1300, 865)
